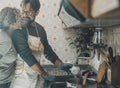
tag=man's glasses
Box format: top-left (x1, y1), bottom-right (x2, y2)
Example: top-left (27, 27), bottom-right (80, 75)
top-left (22, 10), bottom-right (36, 16)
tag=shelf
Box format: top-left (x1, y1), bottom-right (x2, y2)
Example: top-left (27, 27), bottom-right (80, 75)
top-left (64, 18), bottom-right (120, 29)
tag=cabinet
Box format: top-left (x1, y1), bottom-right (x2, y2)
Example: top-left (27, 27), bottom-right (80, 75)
top-left (58, 0), bottom-right (120, 28)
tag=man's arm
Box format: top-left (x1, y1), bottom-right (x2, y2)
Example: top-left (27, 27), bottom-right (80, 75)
top-left (41, 28), bottom-right (73, 74)
top-left (11, 29), bottom-right (46, 76)
top-left (42, 28), bottom-right (62, 66)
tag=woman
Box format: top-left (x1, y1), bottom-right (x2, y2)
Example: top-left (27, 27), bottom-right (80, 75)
top-left (0, 7), bottom-right (21, 88)
top-left (0, 7), bottom-right (40, 88)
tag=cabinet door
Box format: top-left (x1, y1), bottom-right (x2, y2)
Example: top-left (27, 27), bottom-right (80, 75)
top-left (91, 0), bottom-right (119, 18)
top-left (69, 0), bottom-right (90, 18)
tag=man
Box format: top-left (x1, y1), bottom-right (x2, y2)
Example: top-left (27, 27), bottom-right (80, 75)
top-left (10, 0), bottom-right (73, 87)
top-left (0, 7), bottom-right (20, 88)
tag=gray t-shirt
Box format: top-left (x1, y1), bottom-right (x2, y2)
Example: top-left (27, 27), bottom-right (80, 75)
top-left (0, 30), bottom-right (17, 84)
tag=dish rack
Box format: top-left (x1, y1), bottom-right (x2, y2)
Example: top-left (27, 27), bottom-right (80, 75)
top-left (43, 65), bottom-right (68, 76)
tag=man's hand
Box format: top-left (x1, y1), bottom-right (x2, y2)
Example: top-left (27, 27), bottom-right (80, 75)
top-left (43, 73), bottom-right (56, 82)
top-left (58, 62), bottom-right (73, 74)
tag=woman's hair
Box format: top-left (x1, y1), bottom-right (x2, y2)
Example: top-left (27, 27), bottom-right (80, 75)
top-left (20, 0), bottom-right (41, 12)
top-left (0, 7), bottom-right (21, 30)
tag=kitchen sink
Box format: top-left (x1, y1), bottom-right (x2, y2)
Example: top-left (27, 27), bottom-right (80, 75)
top-left (42, 64), bottom-right (97, 88)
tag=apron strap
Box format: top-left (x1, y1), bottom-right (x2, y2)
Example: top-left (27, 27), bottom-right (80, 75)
top-left (35, 23), bottom-right (40, 37)
top-left (26, 27), bottom-right (30, 35)
top-left (26, 23), bottom-right (40, 37)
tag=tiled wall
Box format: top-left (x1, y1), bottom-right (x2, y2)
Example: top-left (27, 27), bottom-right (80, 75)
top-left (103, 26), bottom-right (120, 56)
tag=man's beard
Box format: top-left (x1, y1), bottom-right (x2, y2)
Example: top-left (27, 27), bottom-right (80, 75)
top-left (21, 17), bottom-right (35, 27)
